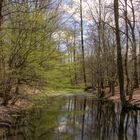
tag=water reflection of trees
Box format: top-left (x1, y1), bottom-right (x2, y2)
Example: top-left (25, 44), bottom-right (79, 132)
top-left (119, 109), bottom-right (138, 140)
top-left (61, 96), bottom-right (140, 140)
top-left (1, 97), bottom-right (66, 140)
top-left (1, 96), bottom-right (140, 140)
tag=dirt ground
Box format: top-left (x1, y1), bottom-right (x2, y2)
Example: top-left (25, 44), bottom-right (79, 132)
top-left (106, 86), bottom-right (140, 108)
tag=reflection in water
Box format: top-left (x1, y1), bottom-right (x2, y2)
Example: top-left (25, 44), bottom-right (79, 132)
top-left (0, 95), bottom-right (140, 140)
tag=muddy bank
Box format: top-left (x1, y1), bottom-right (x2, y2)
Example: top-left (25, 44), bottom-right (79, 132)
top-left (0, 93), bottom-right (33, 130)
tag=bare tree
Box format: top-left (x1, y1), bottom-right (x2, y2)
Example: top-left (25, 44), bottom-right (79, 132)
top-left (127, 0), bottom-right (139, 89)
top-left (114, 0), bottom-right (126, 106)
top-left (0, 0), bottom-right (3, 28)
top-left (80, 0), bottom-right (87, 87)
top-left (124, 0), bottom-right (130, 95)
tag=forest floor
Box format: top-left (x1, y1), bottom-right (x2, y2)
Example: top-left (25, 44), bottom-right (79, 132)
top-left (106, 86), bottom-right (140, 108)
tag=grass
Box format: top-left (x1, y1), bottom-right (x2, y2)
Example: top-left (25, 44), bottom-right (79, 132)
top-left (45, 88), bottom-right (84, 96)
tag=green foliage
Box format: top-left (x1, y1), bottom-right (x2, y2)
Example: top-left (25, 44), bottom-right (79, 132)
top-left (0, 0), bottom-right (80, 105)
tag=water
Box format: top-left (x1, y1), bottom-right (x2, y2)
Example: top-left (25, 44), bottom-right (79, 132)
top-left (0, 95), bottom-right (140, 140)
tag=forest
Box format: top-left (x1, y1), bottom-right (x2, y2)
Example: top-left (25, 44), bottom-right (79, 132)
top-left (0, 0), bottom-right (140, 139)
top-left (0, 0), bottom-right (140, 106)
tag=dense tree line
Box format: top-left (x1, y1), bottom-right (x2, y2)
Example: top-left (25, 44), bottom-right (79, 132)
top-left (61, 0), bottom-right (140, 106)
top-left (0, 0), bottom-right (70, 105)
top-left (0, 0), bottom-right (140, 106)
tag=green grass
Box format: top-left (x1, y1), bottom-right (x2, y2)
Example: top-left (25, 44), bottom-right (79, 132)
top-left (43, 88), bottom-right (85, 97)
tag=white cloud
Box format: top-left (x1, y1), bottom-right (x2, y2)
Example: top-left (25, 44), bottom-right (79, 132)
top-left (61, 0), bottom-right (113, 24)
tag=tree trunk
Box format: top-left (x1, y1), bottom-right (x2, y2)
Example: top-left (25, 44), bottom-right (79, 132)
top-left (0, 0), bottom-right (3, 28)
top-left (130, 0), bottom-right (139, 88)
top-left (109, 81), bottom-right (115, 96)
top-left (73, 30), bottom-right (77, 85)
top-left (114, 0), bottom-right (126, 106)
top-left (139, 31), bottom-right (140, 83)
top-left (80, 0), bottom-right (87, 87)
top-left (97, 0), bottom-right (104, 97)
top-left (132, 31), bottom-right (139, 88)
top-left (124, 0), bottom-right (130, 95)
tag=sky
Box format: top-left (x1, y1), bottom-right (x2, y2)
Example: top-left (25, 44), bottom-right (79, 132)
top-left (61, 0), bottom-right (140, 23)
top-left (58, 0), bottom-right (140, 44)
top-left (54, 0), bottom-right (140, 55)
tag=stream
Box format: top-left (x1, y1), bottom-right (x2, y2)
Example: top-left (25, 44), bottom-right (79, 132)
top-left (0, 95), bottom-right (140, 140)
